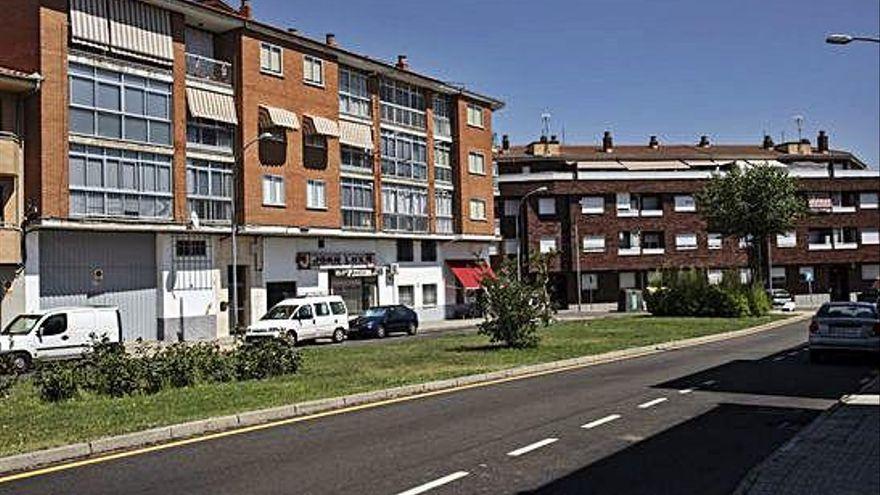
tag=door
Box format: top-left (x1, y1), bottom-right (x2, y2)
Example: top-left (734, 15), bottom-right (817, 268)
top-left (266, 282), bottom-right (297, 310)
top-left (830, 266), bottom-right (851, 302)
top-left (293, 304), bottom-right (317, 340)
top-left (227, 265), bottom-right (248, 332)
top-left (66, 310), bottom-right (96, 353)
top-left (312, 302), bottom-right (334, 338)
top-left (34, 313), bottom-right (78, 360)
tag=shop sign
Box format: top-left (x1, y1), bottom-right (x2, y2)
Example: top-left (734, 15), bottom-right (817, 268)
top-left (296, 252), bottom-right (376, 270)
top-left (334, 268), bottom-right (379, 278)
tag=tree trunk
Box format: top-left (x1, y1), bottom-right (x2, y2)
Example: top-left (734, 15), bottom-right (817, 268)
top-left (749, 235), bottom-right (770, 288)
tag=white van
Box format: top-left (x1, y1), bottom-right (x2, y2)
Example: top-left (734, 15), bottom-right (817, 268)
top-left (0, 306), bottom-right (122, 372)
top-left (246, 296), bottom-right (349, 345)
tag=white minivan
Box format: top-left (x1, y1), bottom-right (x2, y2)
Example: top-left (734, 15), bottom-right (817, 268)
top-left (0, 306), bottom-right (122, 372)
top-left (246, 296), bottom-right (349, 345)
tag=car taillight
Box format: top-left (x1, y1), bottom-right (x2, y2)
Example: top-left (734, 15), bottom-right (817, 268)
top-left (809, 320), bottom-right (819, 334)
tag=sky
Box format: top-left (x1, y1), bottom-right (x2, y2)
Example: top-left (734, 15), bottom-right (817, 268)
top-left (251, 0), bottom-right (880, 168)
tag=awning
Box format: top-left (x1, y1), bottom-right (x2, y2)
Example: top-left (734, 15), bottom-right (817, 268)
top-left (447, 260), bottom-right (495, 290)
top-left (70, 0), bottom-right (110, 49)
top-left (107, 0), bottom-right (173, 63)
top-left (186, 87), bottom-right (238, 125)
top-left (259, 105), bottom-right (300, 130)
top-left (619, 161), bottom-right (690, 171)
top-left (304, 115), bottom-right (340, 138)
top-left (577, 160), bottom-right (626, 170)
top-left (339, 121), bottom-right (374, 149)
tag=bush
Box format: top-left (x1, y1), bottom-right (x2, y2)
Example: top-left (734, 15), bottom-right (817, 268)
top-left (233, 339), bottom-right (301, 381)
top-left (82, 340), bottom-right (142, 398)
top-left (645, 268), bottom-right (767, 318)
top-left (745, 284), bottom-right (772, 316)
top-left (34, 362), bottom-right (81, 402)
top-left (0, 375), bottom-right (15, 400)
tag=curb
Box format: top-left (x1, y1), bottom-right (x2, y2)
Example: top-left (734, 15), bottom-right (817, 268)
top-left (0, 314), bottom-right (808, 476)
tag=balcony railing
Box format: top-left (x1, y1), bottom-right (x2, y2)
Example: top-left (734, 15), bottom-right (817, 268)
top-left (186, 53), bottom-right (233, 85)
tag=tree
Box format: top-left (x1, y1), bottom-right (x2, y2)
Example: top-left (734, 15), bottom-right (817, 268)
top-left (477, 254), bottom-right (555, 349)
top-left (695, 164), bottom-right (807, 285)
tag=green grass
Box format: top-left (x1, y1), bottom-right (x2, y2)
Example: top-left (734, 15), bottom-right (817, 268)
top-left (0, 315), bottom-right (785, 457)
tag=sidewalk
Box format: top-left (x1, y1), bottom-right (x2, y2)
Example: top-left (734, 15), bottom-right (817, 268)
top-left (418, 305), bottom-right (622, 334)
top-left (736, 376), bottom-right (880, 495)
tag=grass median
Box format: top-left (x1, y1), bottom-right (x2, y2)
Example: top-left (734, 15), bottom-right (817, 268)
top-left (0, 314), bottom-right (787, 457)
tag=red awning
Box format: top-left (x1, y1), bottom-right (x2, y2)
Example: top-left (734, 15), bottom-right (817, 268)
top-left (446, 260), bottom-right (495, 289)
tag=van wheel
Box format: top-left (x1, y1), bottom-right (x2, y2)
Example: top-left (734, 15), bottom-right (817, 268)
top-left (406, 323), bottom-right (417, 336)
top-left (10, 353), bottom-right (31, 374)
top-left (286, 331), bottom-right (299, 347)
top-left (332, 328), bottom-right (346, 344)
top-left (375, 325), bottom-right (387, 339)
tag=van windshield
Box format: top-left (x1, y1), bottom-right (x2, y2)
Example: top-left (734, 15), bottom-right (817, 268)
top-left (262, 305), bottom-right (297, 320)
top-left (1, 315), bottom-right (42, 335)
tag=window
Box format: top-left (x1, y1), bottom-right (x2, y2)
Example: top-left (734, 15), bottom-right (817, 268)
top-left (435, 190), bottom-right (454, 233)
top-left (434, 142), bottom-right (453, 182)
top-left (314, 302), bottom-right (330, 317)
top-left (862, 264), bottom-right (880, 282)
top-left (433, 95), bottom-right (452, 138)
top-left (808, 229), bottom-right (833, 249)
top-left (339, 67), bottom-right (371, 118)
top-left (776, 231), bottom-right (797, 248)
top-left (581, 196), bottom-right (604, 214)
top-left (859, 192), bottom-right (878, 209)
top-left (296, 305), bottom-right (313, 320)
top-left (582, 235), bottom-right (605, 253)
top-left (503, 238), bottom-right (518, 255)
top-left (39, 314), bottom-right (68, 337)
top-left (468, 152), bottom-right (486, 175)
top-left (69, 144), bottom-right (172, 219)
top-left (642, 232), bottom-right (665, 251)
top-left (833, 227), bottom-right (859, 247)
top-left (799, 266), bottom-right (815, 283)
top-left (186, 158), bottom-right (232, 223)
top-left (466, 103), bottom-right (484, 128)
top-left (303, 132), bottom-right (328, 169)
top-left (382, 184), bottom-right (428, 232)
top-left (397, 239), bottom-right (414, 262)
top-left (771, 267), bottom-right (786, 285)
top-left (640, 195), bottom-right (662, 214)
top-left (341, 145), bottom-right (372, 172)
top-left (616, 193), bottom-right (635, 216)
top-left (469, 199), bottom-right (487, 220)
top-left (306, 180), bottom-right (326, 209)
top-left (618, 231), bottom-right (640, 252)
top-left (398, 285), bottom-right (415, 306)
top-left (422, 284), bottom-right (438, 307)
top-left (330, 301), bottom-right (347, 315)
top-left (303, 55), bottom-right (324, 85)
top-left (538, 198), bottom-right (556, 216)
top-left (381, 129), bottom-right (427, 180)
top-left (69, 62), bottom-right (172, 145)
top-left (708, 233), bottom-right (723, 250)
top-left (675, 233), bottom-right (697, 251)
top-left (539, 237), bottom-right (557, 253)
top-left (260, 43), bottom-right (283, 75)
top-left (707, 269), bottom-right (723, 285)
top-left (262, 175), bottom-right (285, 206)
top-left (619, 272), bottom-right (637, 289)
top-left (186, 118), bottom-right (233, 151)
top-left (861, 228), bottom-right (880, 245)
top-left (674, 195), bottom-right (696, 212)
top-left (581, 273), bottom-right (598, 290)
top-left (831, 192), bottom-right (858, 212)
top-left (341, 178), bottom-right (374, 229)
top-left (421, 240), bottom-right (437, 262)
top-left (380, 79), bottom-right (425, 129)
top-left (502, 200), bottom-right (519, 217)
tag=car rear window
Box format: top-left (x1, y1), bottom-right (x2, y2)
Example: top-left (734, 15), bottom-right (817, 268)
top-left (817, 305), bottom-right (877, 319)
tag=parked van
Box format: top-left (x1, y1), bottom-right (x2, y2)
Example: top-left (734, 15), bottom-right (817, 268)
top-left (246, 296), bottom-right (349, 345)
top-left (0, 306), bottom-right (122, 372)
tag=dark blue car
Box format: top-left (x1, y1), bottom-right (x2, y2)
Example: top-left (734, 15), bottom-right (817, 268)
top-left (349, 305), bottom-right (419, 339)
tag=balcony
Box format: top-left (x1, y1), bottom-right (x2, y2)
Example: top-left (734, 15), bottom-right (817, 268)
top-left (0, 228), bottom-right (21, 264)
top-left (186, 53), bottom-right (233, 86)
top-left (0, 133), bottom-right (22, 177)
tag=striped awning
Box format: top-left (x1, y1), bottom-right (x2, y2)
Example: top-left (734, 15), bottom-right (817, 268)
top-left (259, 105), bottom-right (300, 130)
top-left (619, 161), bottom-right (690, 171)
top-left (186, 87), bottom-right (238, 125)
top-left (576, 160), bottom-right (626, 170)
top-left (338, 121), bottom-right (373, 149)
top-left (108, 0), bottom-right (173, 62)
top-left (70, 0), bottom-right (110, 49)
top-left (304, 115), bottom-right (340, 138)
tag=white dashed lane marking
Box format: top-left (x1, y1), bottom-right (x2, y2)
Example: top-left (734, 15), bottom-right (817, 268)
top-left (637, 397), bottom-right (668, 409)
top-left (395, 471), bottom-right (470, 495)
top-left (581, 414), bottom-right (622, 429)
top-left (679, 388), bottom-right (694, 395)
top-left (507, 438), bottom-right (559, 457)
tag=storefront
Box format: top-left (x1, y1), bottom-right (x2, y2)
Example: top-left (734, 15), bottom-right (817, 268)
top-left (330, 268), bottom-right (378, 315)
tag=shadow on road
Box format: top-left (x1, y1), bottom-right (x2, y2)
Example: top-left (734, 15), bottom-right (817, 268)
top-left (519, 403), bottom-right (819, 495)
top-left (653, 345), bottom-right (877, 400)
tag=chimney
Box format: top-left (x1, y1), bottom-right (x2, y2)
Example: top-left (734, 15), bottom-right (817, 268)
top-left (526, 134), bottom-right (561, 157)
top-left (762, 134), bottom-right (774, 150)
top-left (239, 0), bottom-right (253, 19)
top-left (287, 28), bottom-right (298, 34)
top-left (602, 131), bottom-right (614, 153)
top-left (648, 135), bottom-right (659, 149)
top-left (396, 55), bottom-right (409, 70)
top-left (502, 134), bottom-right (510, 151)
top-left (698, 135), bottom-right (711, 148)
top-left (325, 33), bottom-right (337, 47)
top-left (817, 130), bottom-right (829, 153)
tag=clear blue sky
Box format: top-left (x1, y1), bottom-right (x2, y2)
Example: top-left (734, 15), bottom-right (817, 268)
top-left (252, 0), bottom-right (880, 167)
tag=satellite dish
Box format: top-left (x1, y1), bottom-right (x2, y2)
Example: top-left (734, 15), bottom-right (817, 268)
top-left (190, 210), bottom-right (201, 229)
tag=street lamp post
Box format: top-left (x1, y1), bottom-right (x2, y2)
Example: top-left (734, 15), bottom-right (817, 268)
top-left (230, 132), bottom-right (277, 334)
top-left (515, 186), bottom-right (549, 281)
top-left (825, 34), bottom-right (880, 45)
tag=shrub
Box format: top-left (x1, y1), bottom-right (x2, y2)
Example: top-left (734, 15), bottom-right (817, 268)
top-left (233, 339), bottom-right (301, 380)
top-left (82, 340), bottom-right (142, 398)
top-left (34, 362), bottom-right (80, 402)
top-left (646, 268), bottom-right (762, 318)
top-left (745, 284), bottom-right (772, 316)
top-left (0, 375), bottom-right (15, 400)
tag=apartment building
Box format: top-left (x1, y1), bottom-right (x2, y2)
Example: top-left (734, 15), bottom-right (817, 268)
top-left (495, 132), bottom-right (880, 308)
top-left (1, 0), bottom-right (502, 340)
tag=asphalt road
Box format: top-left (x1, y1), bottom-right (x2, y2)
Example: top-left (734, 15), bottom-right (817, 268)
top-left (2, 320), bottom-right (877, 495)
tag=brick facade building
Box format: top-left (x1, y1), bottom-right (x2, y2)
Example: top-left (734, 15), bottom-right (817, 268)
top-left (0, 0), bottom-right (503, 338)
top-left (495, 133), bottom-right (880, 308)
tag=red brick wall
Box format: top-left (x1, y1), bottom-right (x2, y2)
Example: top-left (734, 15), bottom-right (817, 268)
top-left (171, 12), bottom-right (188, 222)
top-left (455, 97), bottom-right (494, 236)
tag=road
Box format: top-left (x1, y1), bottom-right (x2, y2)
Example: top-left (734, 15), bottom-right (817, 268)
top-left (1, 320), bottom-right (876, 495)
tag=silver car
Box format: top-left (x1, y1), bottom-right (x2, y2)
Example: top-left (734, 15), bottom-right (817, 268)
top-left (809, 302), bottom-right (880, 362)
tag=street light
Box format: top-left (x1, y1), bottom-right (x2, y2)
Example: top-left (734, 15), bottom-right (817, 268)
top-left (515, 186), bottom-right (549, 281)
top-left (825, 33), bottom-right (880, 45)
top-left (229, 131), bottom-right (277, 334)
